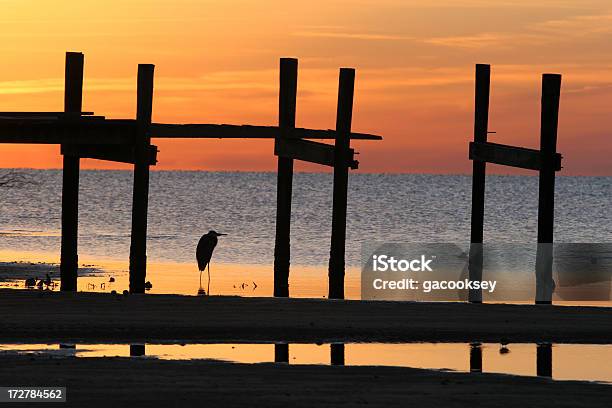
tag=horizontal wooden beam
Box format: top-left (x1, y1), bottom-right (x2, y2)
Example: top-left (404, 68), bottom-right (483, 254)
top-left (0, 119), bottom-right (137, 145)
top-left (61, 144), bottom-right (157, 165)
top-left (469, 141), bottom-right (562, 171)
top-left (274, 138), bottom-right (358, 169)
top-left (0, 120), bottom-right (381, 145)
top-left (0, 111), bottom-right (95, 118)
top-left (151, 123), bottom-right (382, 141)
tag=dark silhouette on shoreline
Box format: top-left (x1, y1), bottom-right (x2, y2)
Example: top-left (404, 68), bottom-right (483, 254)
top-left (196, 230), bottom-right (227, 295)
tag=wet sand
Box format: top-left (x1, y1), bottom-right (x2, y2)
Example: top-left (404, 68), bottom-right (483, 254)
top-left (1, 354), bottom-right (610, 407)
top-left (1, 289), bottom-right (611, 343)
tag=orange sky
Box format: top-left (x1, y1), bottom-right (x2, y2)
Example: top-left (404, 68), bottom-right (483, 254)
top-left (0, 0), bottom-right (611, 175)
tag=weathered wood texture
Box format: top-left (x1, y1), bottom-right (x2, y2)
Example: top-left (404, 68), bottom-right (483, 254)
top-left (274, 137), bottom-right (358, 169)
top-left (469, 64), bottom-right (490, 245)
top-left (328, 68), bottom-right (355, 300)
top-left (129, 64), bottom-right (155, 294)
top-left (468, 64), bottom-right (490, 303)
top-left (469, 141), bottom-right (562, 171)
top-left (537, 74), bottom-right (562, 244)
top-left (0, 119), bottom-right (137, 144)
top-left (151, 123), bottom-right (381, 140)
top-left (60, 52), bottom-right (84, 292)
top-left (61, 144), bottom-right (157, 165)
top-left (273, 58), bottom-right (298, 298)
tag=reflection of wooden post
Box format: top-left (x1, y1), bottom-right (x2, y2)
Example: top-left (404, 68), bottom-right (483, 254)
top-left (274, 343), bottom-right (289, 363)
top-left (536, 74), bottom-right (561, 305)
top-left (329, 68), bottom-right (355, 300)
top-left (130, 344), bottom-right (146, 357)
top-left (469, 64), bottom-right (490, 304)
top-left (60, 52), bottom-right (84, 292)
top-left (273, 58), bottom-right (298, 298)
top-left (330, 343), bottom-right (345, 366)
top-left (536, 343), bottom-right (552, 377)
top-left (129, 64), bottom-right (154, 294)
top-left (470, 342), bottom-right (482, 372)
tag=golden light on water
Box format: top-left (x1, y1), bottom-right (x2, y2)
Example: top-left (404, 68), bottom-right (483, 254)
top-left (1, 342), bottom-right (611, 383)
top-left (0, 249), bottom-right (361, 298)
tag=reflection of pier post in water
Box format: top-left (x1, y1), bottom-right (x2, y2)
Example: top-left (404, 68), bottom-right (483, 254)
top-left (130, 344), bottom-right (146, 357)
top-left (469, 342), bottom-right (482, 373)
top-left (274, 343), bottom-right (289, 363)
top-left (537, 343), bottom-right (552, 377)
top-left (330, 343), bottom-right (345, 366)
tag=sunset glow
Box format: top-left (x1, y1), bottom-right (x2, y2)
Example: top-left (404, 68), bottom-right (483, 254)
top-left (1, 0), bottom-right (611, 174)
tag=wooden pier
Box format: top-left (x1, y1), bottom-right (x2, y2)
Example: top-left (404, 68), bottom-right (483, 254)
top-left (468, 64), bottom-right (563, 304)
top-left (0, 52), bottom-right (381, 295)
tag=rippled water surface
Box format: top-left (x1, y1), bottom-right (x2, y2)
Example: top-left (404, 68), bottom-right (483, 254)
top-left (1, 170), bottom-right (609, 266)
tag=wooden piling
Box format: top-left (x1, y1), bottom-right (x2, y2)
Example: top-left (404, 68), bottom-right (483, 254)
top-left (537, 74), bottom-right (561, 244)
top-left (536, 74), bottom-right (561, 305)
top-left (468, 64), bottom-right (490, 304)
top-left (60, 52), bottom-right (84, 292)
top-left (328, 68), bottom-right (355, 300)
top-left (129, 64), bottom-right (155, 294)
top-left (273, 58), bottom-right (298, 297)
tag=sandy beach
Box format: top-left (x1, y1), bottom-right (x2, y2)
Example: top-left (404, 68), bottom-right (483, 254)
top-left (2, 289), bottom-right (612, 406)
top-left (1, 289), bottom-right (611, 343)
top-left (1, 354), bottom-right (610, 407)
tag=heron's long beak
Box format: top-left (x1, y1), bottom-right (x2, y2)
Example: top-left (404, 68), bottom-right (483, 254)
top-left (217, 233), bottom-right (227, 236)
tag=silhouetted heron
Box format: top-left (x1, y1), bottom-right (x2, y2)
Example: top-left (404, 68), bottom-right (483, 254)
top-left (196, 230), bottom-right (226, 295)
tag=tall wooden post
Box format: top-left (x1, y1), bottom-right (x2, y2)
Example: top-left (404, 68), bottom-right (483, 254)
top-left (328, 68), bottom-right (355, 300)
top-left (60, 52), bottom-right (84, 292)
top-left (535, 74), bottom-right (561, 304)
top-left (129, 64), bottom-right (154, 294)
top-left (468, 64), bottom-right (490, 303)
top-left (273, 58), bottom-right (298, 297)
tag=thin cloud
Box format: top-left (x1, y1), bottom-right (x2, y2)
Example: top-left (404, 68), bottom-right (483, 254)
top-left (424, 12), bottom-right (612, 49)
top-left (0, 70), bottom-right (279, 96)
top-left (423, 33), bottom-right (512, 49)
top-left (293, 31), bottom-right (414, 41)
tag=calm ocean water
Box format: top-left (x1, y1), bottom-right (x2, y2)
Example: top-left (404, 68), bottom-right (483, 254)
top-left (0, 170), bottom-right (610, 266)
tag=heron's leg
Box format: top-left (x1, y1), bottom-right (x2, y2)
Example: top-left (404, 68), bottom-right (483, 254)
top-left (199, 269), bottom-right (203, 289)
top-left (207, 263), bottom-right (211, 296)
